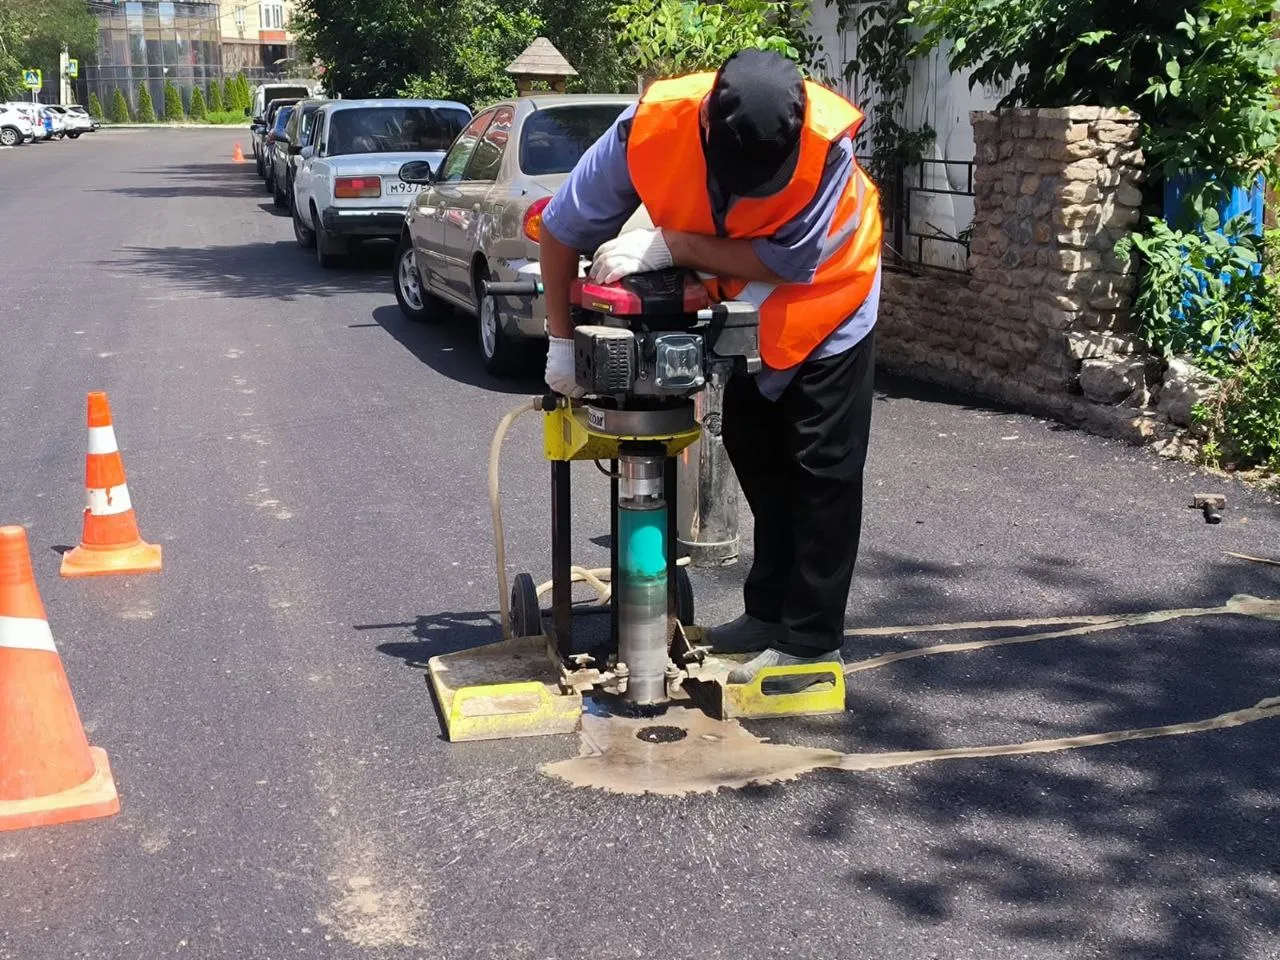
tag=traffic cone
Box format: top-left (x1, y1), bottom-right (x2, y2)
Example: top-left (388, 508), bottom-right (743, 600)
top-left (60, 392), bottom-right (162, 578)
top-left (0, 525), bottom-right (120, 831)
top-left (232, 142), bottom-right (245, 163)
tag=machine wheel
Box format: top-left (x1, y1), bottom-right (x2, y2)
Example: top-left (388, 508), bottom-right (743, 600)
top-left (674, 564), bottom-right (694, 626)
top-left (0, 126), bottom-right (19, 147)
top-left (264, 164), bottom-right (275, 194)
top-left (510, 572), bottom-right (542, 638)
top-left (68, 132), bottom-right (81, 140)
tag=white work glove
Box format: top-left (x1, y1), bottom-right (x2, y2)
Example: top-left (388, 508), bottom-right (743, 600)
top-left (589, 228), bottom-right (672, 284)
top-left (545, 336), bottom-right (584, 398)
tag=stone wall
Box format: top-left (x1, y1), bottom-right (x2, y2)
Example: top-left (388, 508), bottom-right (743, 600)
top-left (875, 107), bottom-right (1186, 444)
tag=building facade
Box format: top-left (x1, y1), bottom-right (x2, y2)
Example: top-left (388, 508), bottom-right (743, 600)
top-left (83, 1), bottom-right (223, 116)
top-left (218, 0), bottom-right (300, 81)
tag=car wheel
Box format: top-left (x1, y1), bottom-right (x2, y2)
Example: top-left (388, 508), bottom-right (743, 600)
top-left (477, 266), bottom-right (524, 377)
top-left (393, 234), bottom-right (442, 323)
top-left (272, 175), bottom-right (287, 209)
top-left (313, 205), bottom-right (346, 268)
top-left (0, 127), bottom-right (18, 147)
top-left (67, 132), bottom-right (80, 140)
top-left (255, 151), bottom-right (264, 177)
top-left (264, 165), bottom-right (275, 194)
top-left (292, 194), bottom-right (315, 249)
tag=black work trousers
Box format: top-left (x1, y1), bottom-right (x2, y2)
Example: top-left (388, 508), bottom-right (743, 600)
top-left (721, 331), bottom-right (875, 657)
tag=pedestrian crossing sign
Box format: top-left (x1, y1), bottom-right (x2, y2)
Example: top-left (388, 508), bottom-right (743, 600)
top-left (22, 69), bottom-right (41, 91)
top-left (67, 60), bottom-right (79, 79)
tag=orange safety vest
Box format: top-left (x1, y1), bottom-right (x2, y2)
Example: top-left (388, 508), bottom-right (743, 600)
top-left (626, 72), bottom-right (882, 370)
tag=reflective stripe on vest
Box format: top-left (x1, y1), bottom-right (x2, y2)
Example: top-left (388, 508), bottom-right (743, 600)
top-left (627, 73), bottom-right (883, 370)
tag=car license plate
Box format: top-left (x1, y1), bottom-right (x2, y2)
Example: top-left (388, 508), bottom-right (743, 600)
top-left (385, 180), bottom-right (420, 195)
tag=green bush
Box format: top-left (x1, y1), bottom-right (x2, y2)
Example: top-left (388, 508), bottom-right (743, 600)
top-left (205, 110), bottom-right (246, 124)
top-left (222, 76), bottom-right (237, 112)
top-left (163, 81), bottom-right (184, 121)
top-left (189, 86), bottom-right (207, 121)
top-left (136, 84), bottom-right (156, 123)
top-left (235, 74), bottom-right (251, 112)
top-left (1119, 221), bottom-right (1280, 470)
top-left (613, 0), bottom-right (800, 82)
top-left (208, 80), bottom-right (224, 113)
top-left (87, 92), bottom-right (104, 120)
top-left (109, 88), bottom-right (130, 123)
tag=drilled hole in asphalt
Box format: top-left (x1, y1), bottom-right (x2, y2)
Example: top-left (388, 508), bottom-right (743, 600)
top-left (636, 725), bottom-right (688, 744)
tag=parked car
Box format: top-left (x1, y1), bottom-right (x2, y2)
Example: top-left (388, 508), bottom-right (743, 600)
top-left (251, 93), bottom-right (308, 177)
top-left (48, 105), bottom-right (93, 138)
top-left (6, 103), bottom-right (48, 141)
top-left (394, 94), bottom-right (644, 374)
top-left (248, 80), bottom-right (318, 127)
top-left (41, 107), bottom-right (66, 139)
top-left (0, 105), bottom-right (33, 146)
top-left (65, 103), bottom-right (100, 131)
top-left (269, 97), bottom-right (326, 210)
top-left (262, 104), bottom-right (295, 197)
top-left (292, 98), bottom-right (471, 268)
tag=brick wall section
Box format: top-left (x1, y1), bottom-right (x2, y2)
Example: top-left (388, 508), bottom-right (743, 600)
top-left (875, 107), bottom-right (1168, 442)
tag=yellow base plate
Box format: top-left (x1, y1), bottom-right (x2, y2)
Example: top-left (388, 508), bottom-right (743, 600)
top-left (427, 635), bottom-right (582, 742)
top-left (689, 656), bottom-right (846, 720)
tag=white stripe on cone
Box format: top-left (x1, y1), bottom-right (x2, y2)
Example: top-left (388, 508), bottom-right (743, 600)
top-left (87, 425), bottom-right (119, 455)
top-left (0, 615), bottom-right (58, 653)
top-left (86, 483), bottom-right (133, 516)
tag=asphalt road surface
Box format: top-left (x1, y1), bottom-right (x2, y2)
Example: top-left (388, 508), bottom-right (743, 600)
top-left (1, 129), bottom-right (1278, 960)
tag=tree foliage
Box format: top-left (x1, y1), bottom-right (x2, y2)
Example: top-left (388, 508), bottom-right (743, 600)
top-left (909, 0), bottom-right (1280, 199)
top-left (0, 0), bottom-right (97, 100)
top-left (294, 0), bottom-right (629, 104)
top-left (189, 86), bottom-right (208, 121)
top-left (137, 84), bottom-right (156, 123)
top-left (88, 92), bottom-right (104, 120)
top-left (109, 88), bottom-right (130, 123)
top-left (612, 0), bottom-right (805, 82)
top-left (399, 0), bottom-right (543, 106)
top-left (208, 81), bottom-right (224, 113)
top-left (163, 81), bottom-right (185, 122)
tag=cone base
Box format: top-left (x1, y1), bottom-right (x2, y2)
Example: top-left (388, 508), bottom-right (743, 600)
top-left (0, 746), bottom-right (120, 832)
top-left (60, 540), bottom-right (162, 579)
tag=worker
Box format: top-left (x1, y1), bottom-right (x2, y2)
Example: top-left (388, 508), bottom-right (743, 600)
top-left (538, 49), bottom-right (882, 688)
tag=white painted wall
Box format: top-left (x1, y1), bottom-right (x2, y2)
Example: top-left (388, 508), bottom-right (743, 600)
top-left (806, 0), bottom-right (1010, 269)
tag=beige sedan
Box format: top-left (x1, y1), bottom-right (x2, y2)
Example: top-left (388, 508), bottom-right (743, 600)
top-left (393, 93), bottom-right (650, 375)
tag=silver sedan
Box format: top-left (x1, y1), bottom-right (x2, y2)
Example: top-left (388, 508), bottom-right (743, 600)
top-left (393, 93), bottom-right (651, 375)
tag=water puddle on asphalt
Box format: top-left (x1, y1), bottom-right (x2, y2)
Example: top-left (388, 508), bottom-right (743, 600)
top-left (543, 595), bottom-right (1280, 796)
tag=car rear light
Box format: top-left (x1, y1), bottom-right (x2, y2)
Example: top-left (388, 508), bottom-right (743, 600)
top-left (334, 176), bottom-right (381, 199)
top-left (523, 197), bottom-right (550, 242)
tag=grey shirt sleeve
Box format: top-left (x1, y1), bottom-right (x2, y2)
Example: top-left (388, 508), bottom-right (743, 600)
top-left (748, 135), bottom-right (855, 284)
top-left (541, 103), bottom-right (642, 253)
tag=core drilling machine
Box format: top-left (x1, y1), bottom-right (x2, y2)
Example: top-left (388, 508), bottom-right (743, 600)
top-left (425, 268), bottom-right (846, 742)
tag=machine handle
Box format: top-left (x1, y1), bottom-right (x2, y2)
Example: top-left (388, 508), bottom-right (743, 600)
top-left (484, 280), bottom-right (544, 298)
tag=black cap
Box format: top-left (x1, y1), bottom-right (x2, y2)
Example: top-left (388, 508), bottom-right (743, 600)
top-left (702, 49), bottom-right (806, 198)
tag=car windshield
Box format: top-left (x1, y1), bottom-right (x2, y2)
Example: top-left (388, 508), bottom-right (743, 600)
top-left (519, 104), bottom-right (630, 176)
top-left (326, 106), bottom-right (469, 156)
top-left (273, 107), bottom-right (294, 134)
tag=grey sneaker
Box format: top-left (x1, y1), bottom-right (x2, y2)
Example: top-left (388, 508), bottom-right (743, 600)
top-left (727, 647), bottom-right (844, 693)
top-left (707, 614), bottom-right (785, 654)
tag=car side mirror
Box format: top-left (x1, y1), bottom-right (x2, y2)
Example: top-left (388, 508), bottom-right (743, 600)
top-left (398, 160), bottom-right (434, 185)
top-left (299, 145), bottom-right (315, 160)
